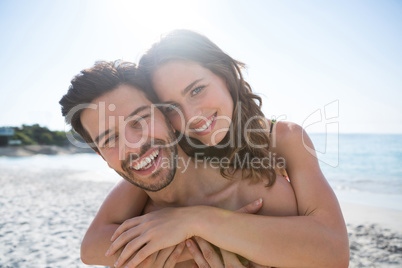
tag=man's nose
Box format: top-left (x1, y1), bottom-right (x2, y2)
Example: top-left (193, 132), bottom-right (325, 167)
top-left (118, 128), bottom-right (148, 161)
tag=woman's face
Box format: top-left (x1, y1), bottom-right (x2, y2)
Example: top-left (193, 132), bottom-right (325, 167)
top-left (152, 60), bottom-right (234, 146)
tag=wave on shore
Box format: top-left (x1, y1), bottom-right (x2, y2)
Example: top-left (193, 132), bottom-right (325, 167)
top-left (0, 145), bottom-right (95, 157)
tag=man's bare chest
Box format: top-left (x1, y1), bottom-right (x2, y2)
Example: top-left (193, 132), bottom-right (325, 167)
top-left (143, 174), bottom-right (298, 217)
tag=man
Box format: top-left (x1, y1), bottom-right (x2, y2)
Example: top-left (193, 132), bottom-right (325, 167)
top-left (59, 61), bottom-right (348, 268)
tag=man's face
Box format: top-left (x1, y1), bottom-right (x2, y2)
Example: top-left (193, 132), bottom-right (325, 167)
top-left (81, 84), bottom-right (177, 192)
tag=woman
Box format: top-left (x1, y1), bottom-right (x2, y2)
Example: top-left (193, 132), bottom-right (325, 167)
top-left (139, 29), bottom-right (280, 184)
top-left (81, 30), bottom-right (348, 267)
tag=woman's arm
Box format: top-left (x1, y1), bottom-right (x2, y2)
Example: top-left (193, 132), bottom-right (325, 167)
top-left (80, 179), bottom-right (148, 266)
top-left (195, 123), bottom-right (349, 267)
top-left (109, 122), bottom-right (349, 268)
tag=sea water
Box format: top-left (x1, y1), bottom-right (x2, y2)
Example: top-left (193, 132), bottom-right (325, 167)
top-left (1, 134), bottom-right (401, 210)
top-left (310, 134), bottom-right (402, 210)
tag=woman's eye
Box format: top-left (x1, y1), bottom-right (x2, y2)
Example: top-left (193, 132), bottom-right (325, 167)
top-left (191, 86), bottom-right (204, 96)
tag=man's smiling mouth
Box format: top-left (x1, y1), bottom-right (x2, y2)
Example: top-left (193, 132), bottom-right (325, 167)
top-left (130, 148), bottom-right (161, 171)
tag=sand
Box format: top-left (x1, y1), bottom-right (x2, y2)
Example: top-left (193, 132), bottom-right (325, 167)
top-left (341, 203), bottom-right (402, 267)
top-left (0, 167), bottom-right (110, 268)
top-left (0, 165), bottom-right (401, 267)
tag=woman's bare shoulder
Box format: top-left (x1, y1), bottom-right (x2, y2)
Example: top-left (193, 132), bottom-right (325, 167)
top-left (269, 120), bottom-right (307, 152)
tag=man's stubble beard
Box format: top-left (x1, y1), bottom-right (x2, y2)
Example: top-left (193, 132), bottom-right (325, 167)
top-left (118, 122), bottom-right (178, 192)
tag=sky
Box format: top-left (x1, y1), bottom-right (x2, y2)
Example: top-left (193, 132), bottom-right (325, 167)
top-left (0, 0), bottom-right (401, 134)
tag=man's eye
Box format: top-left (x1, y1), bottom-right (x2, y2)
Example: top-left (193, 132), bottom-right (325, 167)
top-left (191, 86), bottom-right (204, 96)
top-left (130, 115), bottom-right (149, 129)
top-left (165, 103), bottom-right (179, 114)
top-left (102, 135), bottom-right (118, 148)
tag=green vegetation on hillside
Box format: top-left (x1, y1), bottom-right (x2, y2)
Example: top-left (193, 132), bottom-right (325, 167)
top-left (10, 124), bottom-right (80, 146)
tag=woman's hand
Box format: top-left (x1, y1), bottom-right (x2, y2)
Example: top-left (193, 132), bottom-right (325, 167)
top-left (187, 237), bottom-right (269, 268)
top-left (136, 242), bottom-right (185, 268)
top-left (107, 198), bottom-right (263, 268)
top-left (107, 206), bottom-right (196, 267)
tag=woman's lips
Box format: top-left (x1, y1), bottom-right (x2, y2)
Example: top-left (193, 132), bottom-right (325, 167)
top-left (191, 113), bottom-right (217, 133)
top-left (190, 113), bottom-right (217, 136)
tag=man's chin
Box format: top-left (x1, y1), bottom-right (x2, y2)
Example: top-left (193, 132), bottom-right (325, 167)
top-left (117, 169), bottom-right (175, 192)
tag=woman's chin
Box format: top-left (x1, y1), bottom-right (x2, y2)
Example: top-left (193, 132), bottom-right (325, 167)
top-left (198, 135), bottom-right (226, 147)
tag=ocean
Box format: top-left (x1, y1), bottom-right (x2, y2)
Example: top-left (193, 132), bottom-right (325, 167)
top-left (310, 133), bottom-right (402, 210)
top-left (1, 134), bottom-right (401, 211)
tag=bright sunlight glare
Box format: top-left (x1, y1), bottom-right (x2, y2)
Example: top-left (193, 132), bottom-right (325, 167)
top-left (107, 0), bottom-right (211, 52)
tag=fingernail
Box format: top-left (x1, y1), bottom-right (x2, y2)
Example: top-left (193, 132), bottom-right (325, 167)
top-left (114, 261), bottom-right (119, 267)
top-left (186, 240), bottom-right (192, 247)
top-left (254, 198), bottom-right (262, 205)
top-left (105, 250), bottom-right (110, 256)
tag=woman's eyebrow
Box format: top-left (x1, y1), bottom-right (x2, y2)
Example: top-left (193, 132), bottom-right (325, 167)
top-left (182, 78), bottom-right (203, 96)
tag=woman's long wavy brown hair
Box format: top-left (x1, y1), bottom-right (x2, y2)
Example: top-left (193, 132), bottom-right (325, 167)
top-left (138, 30), bottom-right (276, 186)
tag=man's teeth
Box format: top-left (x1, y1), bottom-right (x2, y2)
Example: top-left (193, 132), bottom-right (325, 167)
top-left (131, 149), bottom-right (159, 171)
top-left (194, 115), bottom-right (215, 132)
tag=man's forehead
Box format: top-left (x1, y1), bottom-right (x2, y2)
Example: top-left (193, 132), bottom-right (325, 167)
top-left (104, 85), bottom-right (151, 106)
top-left (81, 85), bottom-right (154, 137)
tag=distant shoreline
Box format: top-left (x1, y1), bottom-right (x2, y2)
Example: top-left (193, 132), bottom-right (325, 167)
top-left (0, 145), bottom-right (95, 157)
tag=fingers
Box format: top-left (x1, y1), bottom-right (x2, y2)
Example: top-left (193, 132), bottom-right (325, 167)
top-left (163, 242), bottom-right (186, 268)
top-left (220, 248), bottom-right (247, 267)
top-left (235, 198), bottom-right (263, 214)
top-left (111, 216), bottom-right (142, 241)
top-left (186, 238), bottom-right (213, 268)
top-left (152, 245), bottom-right (176, 267)
top-left (136, 251), bottom-right (157, 268)
top-left (138, 245), bottom-right (175, 268)
top-left (125, 243), bottom-right (185, 268)
top-left (114, 235), bottom-right (149, 267)
top-left (188, 237), bottom-right (227, 268)
top-left (106, 225), bottom-right (142, 257)
top-left (248, 261), bottom-right (271, 268)
top-left (125, 239), bottom-right (164, 268)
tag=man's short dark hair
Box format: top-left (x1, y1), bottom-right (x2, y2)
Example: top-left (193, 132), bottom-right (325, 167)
top-left (59, 60), bottom-right (155, 153)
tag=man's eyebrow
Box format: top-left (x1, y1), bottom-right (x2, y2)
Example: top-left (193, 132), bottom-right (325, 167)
top-left (94, 106), bottom-right (150, 145)
top-left (95, 129), bottom-right (111, 145)
top-left (126, 105), bottom-right (151, 120)
top-left (181, 79), bottom-right (203, 96)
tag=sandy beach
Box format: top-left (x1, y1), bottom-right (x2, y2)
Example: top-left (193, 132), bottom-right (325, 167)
top-left (0, 155), bottom-right (401, 267)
